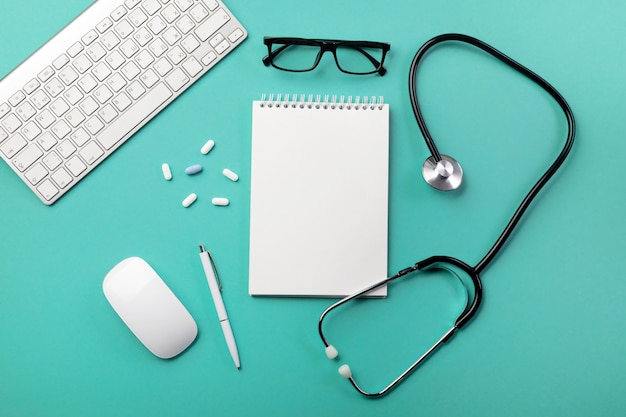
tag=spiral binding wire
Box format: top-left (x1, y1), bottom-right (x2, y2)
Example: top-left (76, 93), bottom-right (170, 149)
top-left (259, 94), bottom-right (385, 110)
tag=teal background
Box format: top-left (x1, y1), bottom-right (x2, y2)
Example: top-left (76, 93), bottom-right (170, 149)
top-left (1, 0), bottom-right (624, 416)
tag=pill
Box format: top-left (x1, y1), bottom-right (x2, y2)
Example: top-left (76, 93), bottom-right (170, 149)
top-left (182, 193), bottom-right (197, 208)
top-left (185, 164), bottom-right (203, 175)
top-left (212, 197), bottom-right (229, 206)
top-left (201, 139), bottom-right (215, 155)
top-left (223, 168), bottom-right (239, 182)
top-left (161, 163), bottom-right (172, 180)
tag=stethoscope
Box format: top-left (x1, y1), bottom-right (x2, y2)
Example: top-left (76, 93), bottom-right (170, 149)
top-left (318, 33), bottom-right (576, 397)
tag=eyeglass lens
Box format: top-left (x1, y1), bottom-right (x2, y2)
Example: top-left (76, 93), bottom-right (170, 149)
top-left (269, 42), bottom-right (385, 74)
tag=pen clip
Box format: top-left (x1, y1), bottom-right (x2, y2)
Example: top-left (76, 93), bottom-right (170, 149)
top-left (200, 244), bottom-right (222, 290)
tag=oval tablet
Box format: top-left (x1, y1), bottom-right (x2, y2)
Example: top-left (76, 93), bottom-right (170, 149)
top-left (182, 193), bottom-right (197, 208)
top-left (185, 164), bottom-right (203, 175)
top-left (201, 140), bottom-right (215, 155)
top-left (162, 163), bottom-right (172, 181)
top-left (222, 168), bottom-right (238, 182)
top-left (212, 197), bottom-right (229, 206)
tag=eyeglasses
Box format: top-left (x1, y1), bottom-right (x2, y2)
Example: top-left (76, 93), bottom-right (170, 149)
top-left (262, 37), bottom-right (390, 76)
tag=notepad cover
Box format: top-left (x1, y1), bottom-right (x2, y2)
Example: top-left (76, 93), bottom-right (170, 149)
top-left (249, 98), bottom-right (389, 297)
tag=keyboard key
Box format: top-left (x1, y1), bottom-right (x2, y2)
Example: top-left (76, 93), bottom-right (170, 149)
top-left (98, 83), bottom-right (172, 150)
top-left (106, 73), bottom-right (127, 92)
top-left (135, 50), bottom-right (155, 68)
top-left (52, 167), bottom-right (73, 189)
top-left (120, 39), bottom-right (140, 58)
top-left (82, 30), bottom-right (99, 46)
top-left (112, 92), bottom-right (132, 112)
top-left (111, 6), bottom-right (127, 21)
top-left (85, 116), bottom-right (105, 135)
top-left (133, 27), bottom-right (153, 46)
top-left (201, 51), bottom-right (217, 66)
top-left (147, 16), bottom-right (167, 35)
top-left (9, 91), bottom-right (26, 107)
top-left (190, 4), bottom-right (209, 22)
top-left (154, 57), bottom-right (173, 76)
top-left (74, 55), bottom-right (93, 74)
top-left (52, 120), bottom-right (72, 140)
top-left (121, 61), bottom-right (141, 80)
top-left (140, 69), bottom-right (159, 88)
top-left (66, 108), bottom-right (86, 127)
top-left (181, 35), bottom-right (200, 53)
top-left (53, 54), bottom-right (70, 70)
top-left (38, 66), bottom-right (56, 82)
top-left (161, 4), bottom-right (181, 23)
top-left (98, 104), bottom-right (118, 123)
top-left (167, 45), bottom-right (186, 64)
top-left (59, 66), bottom-right (79, 85)
top-left (128, 8), bottom-right (148, 26)
top-left (143, 0), bottom-right (162, 15)
top-left (57, 139), bottom-right (76, 159)
top-left (37, 132), bottom-right (58, 151)
top-left (176, 15), bottom-right (195, 34)
top-left (25, 162), bottom-right (48, 185)
top-left (127, 81), bottom-right (146, 99)
top-left (115, 19), bottom-right (135, 38)
top-left (0, 127), bottom-right (7, 143)
top-left (30, 90), bottom-right (51, 109)
top-left (63, 86), bottom-right (84, 105)
top-left (87, 43), bottom-right (107, 62)
top-left (101, 31), bottom-right (121, 50)
top-left (93, 62), bottom-right (113, 81)
top-left (21, 121), bottom-right (42, 140)
top-left (70, 128), bottom-right (90, 147)
top-left (174, 0), bottom-right (193, 12)
top-left (105, 50), bottom-right (126, 69)
top-left (67, 42), bottom-right (84, 58)
top-left (78, 74), bottom-right (98, 93)
top-left (215, 40), bottom-right (230, 54)
top-left (94, 85), bottom-right (113, 104)
top-left (228, 28), bottom-right (244, 43)
top-left (2, 114), bottom-right (22, 133)
top-left (182, 57), bottom-right (202, 77)
top-left (195, 9), bottom-right (230, 41)
top-left (37, 179), bottom-right (59, 201)
top-left (13, 143), bottom-right (43, 172)
top-left (125, 0), bottom-right (141, 9)
top-left (96, 17), bottom-right (113, 33)
top-left (0, 103), bottom-right (10, 118)
top-left (35, 110), bottom-right (55, 129)
top-left (165, 68), bottom-right (189, 91)
top-left (148, 38), bottom-right (168, 57)
top-left (162, 27), bottom-right (182, 45)
top-left (50, 98), bottom-right (70, 117)
top-left (16, 102), bottom-right (37, 121)
top-left (80, 97), bottom-right (100, 115)
top-left (203, 0), bottom-right (219, 11)
top-left (1, 133), bottom-right (27, 158)
top-left (24, 79), bottom-right (41, 95)
top-left (66, 155), bottom-right (87, 176)
top-left (45, 78), bottom-right (65, 97)
top-left (43, 151), bottom-right (62, 170)
top-left (210, 33), bottom-right (225, 48)
top-left (79, 141), bottom-right (104, 165)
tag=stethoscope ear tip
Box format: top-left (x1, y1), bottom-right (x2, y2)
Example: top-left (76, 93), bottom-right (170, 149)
top-left (338, 364), bottom-right (352, 379)
top-left (422, 154), bottom-right (463, 191)
top-left (325, 345), bottom-right (339, 359)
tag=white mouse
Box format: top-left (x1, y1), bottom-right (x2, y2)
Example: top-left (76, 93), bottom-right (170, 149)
top-left (103, 257), bottom-right (197, 359)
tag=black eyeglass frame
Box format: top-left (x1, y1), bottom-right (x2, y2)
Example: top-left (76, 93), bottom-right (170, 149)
top-left (262, 37), bottom-right (390, 76)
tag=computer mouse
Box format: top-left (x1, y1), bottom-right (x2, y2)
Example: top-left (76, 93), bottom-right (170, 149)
top-left (103, 257), bottom-right (197, 359)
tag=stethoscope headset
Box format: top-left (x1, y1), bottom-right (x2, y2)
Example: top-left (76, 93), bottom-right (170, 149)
top-left (317, 33), bottom-right (576, 397)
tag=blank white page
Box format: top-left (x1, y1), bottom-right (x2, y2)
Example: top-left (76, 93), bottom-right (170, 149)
top-left (249, 97), bottom-right (389, 297)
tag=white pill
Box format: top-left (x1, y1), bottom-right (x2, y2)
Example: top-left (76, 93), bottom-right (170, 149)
top-left (201, 140), bottom-right (215, 155)
top-left (212, 197), bottom-right (229, 206)
top-left (182, 193), bottom-right (197, 208)
top-left (223, 168), bottom-right (239, 182)
top-left (161, 163), bottom-right (172, 181)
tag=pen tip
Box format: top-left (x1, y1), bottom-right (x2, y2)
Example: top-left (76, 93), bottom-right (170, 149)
top-left (199, 244), bottom-right (205, 252)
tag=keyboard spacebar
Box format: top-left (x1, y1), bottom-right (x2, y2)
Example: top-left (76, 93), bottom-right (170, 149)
top-left (97, 83), bottom-right (173, 150)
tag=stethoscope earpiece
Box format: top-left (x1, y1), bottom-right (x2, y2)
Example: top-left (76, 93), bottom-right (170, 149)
top-left (422, 154), bottom-right (463, 191)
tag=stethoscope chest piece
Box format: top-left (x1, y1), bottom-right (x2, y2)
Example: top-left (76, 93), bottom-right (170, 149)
top-left (422, 154), bottom-right (463, 191)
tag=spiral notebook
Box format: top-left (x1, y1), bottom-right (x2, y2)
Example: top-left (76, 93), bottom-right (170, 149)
top-left (249, 94), bottom-right (389, 297)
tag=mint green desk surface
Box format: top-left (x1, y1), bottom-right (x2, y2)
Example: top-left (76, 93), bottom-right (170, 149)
top-left (1, 0), bottom-right (625, 416)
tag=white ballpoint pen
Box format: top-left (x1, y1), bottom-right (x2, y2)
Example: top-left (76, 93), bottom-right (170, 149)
top-left (199, 245), bottom-right (240, 369)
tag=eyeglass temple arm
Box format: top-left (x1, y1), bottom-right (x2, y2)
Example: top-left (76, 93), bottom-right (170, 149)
top-left (262, 44), bottom-right (291, 66)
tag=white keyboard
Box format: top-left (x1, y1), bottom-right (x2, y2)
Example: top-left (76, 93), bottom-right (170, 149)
top-left (0, 0), bottom-right (247, 205)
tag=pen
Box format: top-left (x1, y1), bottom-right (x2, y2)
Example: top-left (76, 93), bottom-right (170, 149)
top-left (198, 245), bottom-right (240, 369)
